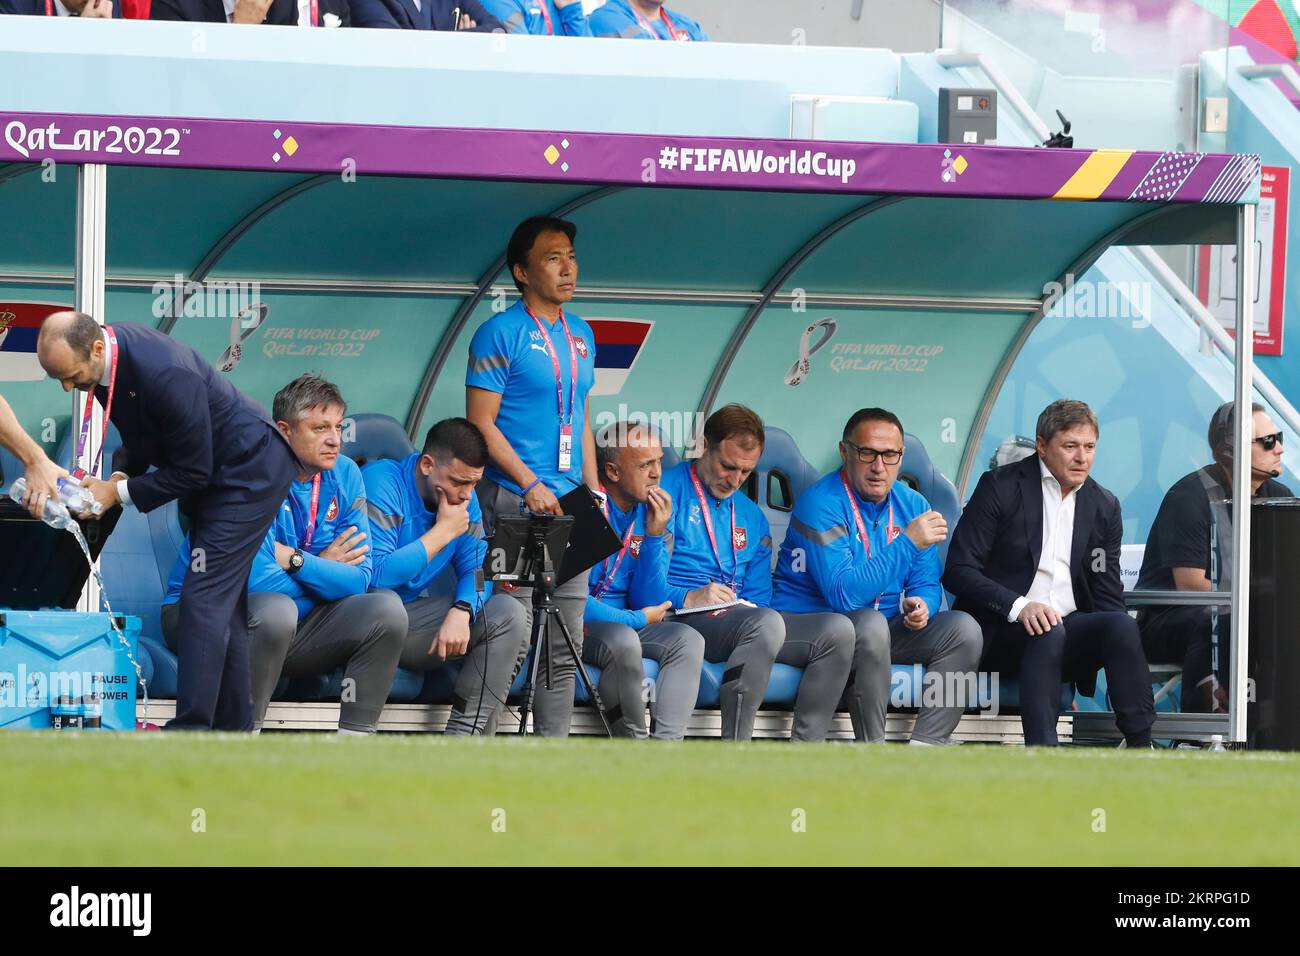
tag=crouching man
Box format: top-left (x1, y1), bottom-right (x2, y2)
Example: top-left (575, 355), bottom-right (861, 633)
top-left (162, 375), bottom-right (407, 734)
top-left (362, 417), bottom-right (529, 735)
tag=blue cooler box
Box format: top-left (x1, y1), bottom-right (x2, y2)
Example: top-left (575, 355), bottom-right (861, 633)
top-left (0, 610), bottom-right (142, 731)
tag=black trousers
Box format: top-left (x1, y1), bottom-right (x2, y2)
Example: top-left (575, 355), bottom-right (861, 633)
top-left (981, 610), bottom-right (1155, 747)
top-left (166, 425), bottom-right (298, 731)
top-left (1139, 605), bottom-right (1227, 713)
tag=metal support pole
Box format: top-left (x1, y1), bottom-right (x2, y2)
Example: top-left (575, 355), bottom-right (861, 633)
top-left (74, 163), bottom-right (107, 614)
top-left (1229, 203), bottom-right (1256, 743)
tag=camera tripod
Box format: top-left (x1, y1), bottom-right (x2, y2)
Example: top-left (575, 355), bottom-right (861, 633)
top-left (507, 519), bottom-right (613, 738)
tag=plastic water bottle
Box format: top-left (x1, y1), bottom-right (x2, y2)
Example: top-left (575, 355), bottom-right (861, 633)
top-left (7, 476), bottom-right (100, 529)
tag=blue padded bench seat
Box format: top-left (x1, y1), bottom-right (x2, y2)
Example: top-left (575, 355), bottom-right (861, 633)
top-left (139, 636), bottom-right (1075, 714)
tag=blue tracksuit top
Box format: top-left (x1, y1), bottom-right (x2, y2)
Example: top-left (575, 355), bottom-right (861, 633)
top-left (162, 454), bottom-right (373, 618)
top-left (589, 0), bottom-right (708, 41)
top-left (465, 301), bottom-right (597, 497)
top-left (656, 460), bottom-right (773, 608)
top-left (584, 494), bottom-right (671, 630)
top-left (772, 469), bottom-right (940, 619)
top-left (361, 451), bottom-right (490, 612)
top-left (480, 1), bottom-right (591, 37)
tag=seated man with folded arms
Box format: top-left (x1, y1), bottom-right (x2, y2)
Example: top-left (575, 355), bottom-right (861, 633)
top-left (773, 408), bottom-right (982, 745)
top-left (162, 375), bottom-right (407, 735)
top-left (584, 421), bottom-right (704, 740)
top-left (362, 417), bottom-right (529, 736)
top-left (657, 404), bottom-right (854, 741)
top-left (589, 0), bottom-right (708, 41)
top-left (481, 0), bottom-right (587, 35)
top-left (1137, 401), bottom-right (1292, 712)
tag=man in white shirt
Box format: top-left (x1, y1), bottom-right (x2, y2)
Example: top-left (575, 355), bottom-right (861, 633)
top-left (943, 400), bottom-right (1154, 746)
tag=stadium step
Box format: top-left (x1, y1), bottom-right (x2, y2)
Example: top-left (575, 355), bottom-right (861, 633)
top-left (135, 700), bottom-right (1072, 743)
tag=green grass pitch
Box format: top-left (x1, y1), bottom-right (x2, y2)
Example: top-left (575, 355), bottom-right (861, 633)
top-left (3, 733), bottom-right (1298, 866)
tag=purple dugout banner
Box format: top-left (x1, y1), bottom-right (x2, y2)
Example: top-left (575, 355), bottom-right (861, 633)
top-left (0, 111), bottom-right (1260, 205)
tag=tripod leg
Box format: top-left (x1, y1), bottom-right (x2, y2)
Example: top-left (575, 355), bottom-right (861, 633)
top-left (518, 608), bottom-right (547, 736)
top-left (550, 608), bottom-right (613, 738)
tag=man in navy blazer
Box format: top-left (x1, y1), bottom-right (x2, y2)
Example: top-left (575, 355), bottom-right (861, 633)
top-left (150, 0), bottom-right (349, 26)
top-left (38, 313), bottom-right (299, 731)
top-left (0, 0), bottom-right (117, 16)
top-left (943, 399), bottom-right (1154, 746)
top-left (351, 0), bottom-right (501, 30)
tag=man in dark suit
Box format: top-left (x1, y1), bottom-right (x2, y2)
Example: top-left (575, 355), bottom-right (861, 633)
top-left (150, 0), bottom-right (348, 26)
top-left (351, 0), bottom-right (501, 30)
top-left (37, 312), bottom-right (299, 731)
top-left (944, 399), bottom-right (1154, 746)
top-left (0, 0), bottom-right (117, 17)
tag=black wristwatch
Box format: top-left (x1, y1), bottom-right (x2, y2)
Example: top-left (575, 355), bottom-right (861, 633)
top-left (451, 599), bottom-right (474, 622)
top-left (287, 549), bottom-right (305, 575)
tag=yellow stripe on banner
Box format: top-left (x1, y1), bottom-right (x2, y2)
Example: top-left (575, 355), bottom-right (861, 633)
top-left (1052, 149), bottom-right (1135, 200)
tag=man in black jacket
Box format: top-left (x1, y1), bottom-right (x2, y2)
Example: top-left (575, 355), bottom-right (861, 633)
top-left (1137, 401), bottom-right (1291, 712)
top-left (944, 399), bottom-right (1154, 746)
top-left (0, 0), bottom-right (116, 17)
top-left (38, 313), bottom-right (299, 731)
top-left (351, 0), bottom-right (502, 31)
top-left (151, 0), bottom-right (349, 27)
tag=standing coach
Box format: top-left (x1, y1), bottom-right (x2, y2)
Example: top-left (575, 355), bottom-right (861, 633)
top-left (37, 312), bottom-right (298, 731)
top-left (466, 216), bottom-right (599, 737)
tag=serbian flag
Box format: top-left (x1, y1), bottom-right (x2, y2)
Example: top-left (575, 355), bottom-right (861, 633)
top-left (587, 318), bottom-right (653, 396)
top-left (0, 303), bottom-right (68, 382)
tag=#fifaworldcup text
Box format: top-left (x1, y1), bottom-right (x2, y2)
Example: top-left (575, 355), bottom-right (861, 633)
top-left (659, 145), bottom-right (858, 184)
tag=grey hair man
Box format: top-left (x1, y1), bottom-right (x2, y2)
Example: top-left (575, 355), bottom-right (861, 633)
top-left (945, 400), bottom-right (1154, 746)
top-left (161, 374), bottom-right (408, 734)
top-left (582, 421), bottom-right (704, 739)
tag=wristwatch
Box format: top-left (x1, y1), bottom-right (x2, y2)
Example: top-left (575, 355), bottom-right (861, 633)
top-left (451, 599), bottom-right (475, 622)
top-left (287, 549), bottom-right (305, 575)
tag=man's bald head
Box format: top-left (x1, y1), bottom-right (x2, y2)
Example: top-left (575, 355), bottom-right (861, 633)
top-left (38, 311), bottom-right (106, 392)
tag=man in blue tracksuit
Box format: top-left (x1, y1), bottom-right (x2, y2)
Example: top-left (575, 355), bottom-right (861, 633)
top-left (774, 407), bottom-right (982, 744)
top-left (584, 421), bottom-right (704, 739)
top-left (590, 0), bottom-right (707, 41)
top-left (161, 375), bottom-right (407, 734)
top-left (657, 404), bottom-right (854, 741)
top-left (466, 215), bottom-right (599, 736)
top-left (362, 417), bottom-right (529, 736)
top-left (481, 0), bottom-right (588, 35)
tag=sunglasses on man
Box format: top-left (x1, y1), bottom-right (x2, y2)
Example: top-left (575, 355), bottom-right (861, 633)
top-left (1255, 432), bottom-right (1284, 451)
